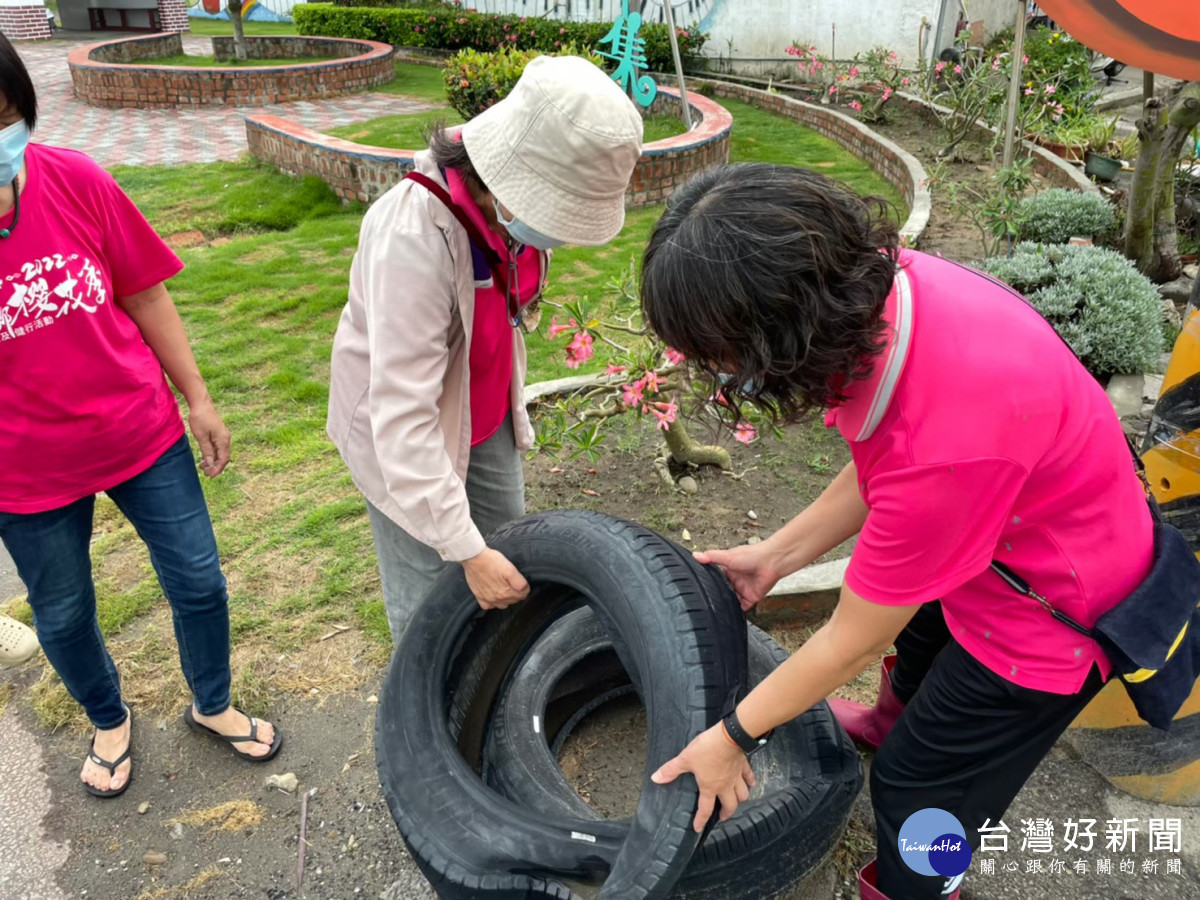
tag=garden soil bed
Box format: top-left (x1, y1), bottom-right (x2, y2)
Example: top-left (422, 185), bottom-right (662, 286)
top-left (863, 103), bottom-right (1056, 261)
top-left (524, 414), bottom-right (851, 559)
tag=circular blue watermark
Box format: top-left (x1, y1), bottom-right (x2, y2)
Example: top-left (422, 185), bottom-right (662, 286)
top-left (898, 808), bottom-right (972, 878)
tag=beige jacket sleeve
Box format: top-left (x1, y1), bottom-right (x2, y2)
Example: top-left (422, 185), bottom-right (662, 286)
top-left (359, 199), bottom-right (486, 563)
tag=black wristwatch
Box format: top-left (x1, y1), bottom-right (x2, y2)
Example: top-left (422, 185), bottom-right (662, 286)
top-left (722, 709), bottom-right (773, 755)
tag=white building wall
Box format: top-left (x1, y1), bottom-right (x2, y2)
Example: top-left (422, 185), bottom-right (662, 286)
top-left (461, 0), bottom-right (1000, 69)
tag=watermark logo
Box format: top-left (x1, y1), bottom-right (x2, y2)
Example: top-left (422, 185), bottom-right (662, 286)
top-left (898, 808), bottom-right (973, 879)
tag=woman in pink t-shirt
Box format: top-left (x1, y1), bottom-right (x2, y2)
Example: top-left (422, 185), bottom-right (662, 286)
top-left (0, 36), bottom-right (279, 799)
top-left (642, 164), bottom-right (1155, 900)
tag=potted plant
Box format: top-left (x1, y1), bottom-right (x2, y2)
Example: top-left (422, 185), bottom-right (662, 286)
top-left (1031, 118), bottom-right (1088, 161)
top-left (1083, 117), bottom-right (1122, 182)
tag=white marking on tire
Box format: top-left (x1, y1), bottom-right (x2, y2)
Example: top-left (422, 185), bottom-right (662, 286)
top-left (533, 715), bottom-right (541, 734)
top-left (571, 832), bottom-right (597, 844)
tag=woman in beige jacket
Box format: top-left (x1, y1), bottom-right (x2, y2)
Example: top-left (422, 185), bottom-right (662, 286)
top-left (327, 56), bottom-right (643, 643)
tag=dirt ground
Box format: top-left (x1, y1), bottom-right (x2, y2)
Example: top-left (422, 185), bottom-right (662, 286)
top-left (865, 104), bottom-right (1052, 262)
top-left (524, 414), bottom-right (851, 559)
top-left (4, 676), bottom-right (422, 900)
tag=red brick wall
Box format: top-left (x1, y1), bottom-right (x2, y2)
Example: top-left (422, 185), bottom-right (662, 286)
top-left (157, 0), bottom-right (189, 34)
top-left (245, 85), bottom-right (734, 208)
top-left (211, 35), bottom-right (367, 62)
top-left (70, 34), bottom-right (395, 109)
top-left (0, 4), bottom-right (52, 42)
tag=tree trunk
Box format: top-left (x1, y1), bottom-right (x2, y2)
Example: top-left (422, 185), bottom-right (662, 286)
top-left (1124, 82), bottom-right (1200, 283)
top-left (662, 417), bottom-right (731, 471)
top-left (228, 0), bottom-right (247, 62)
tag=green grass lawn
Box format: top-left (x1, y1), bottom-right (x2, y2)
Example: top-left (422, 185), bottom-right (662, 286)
top-left (372, 61), bottom-right (453, 102)
top-left (4, 96), bottom-right (907, 727)
top-left (326, 109), bottom-right (686, 151)
top-left (327, 109), bottom-right (463, 150)
top-left (133, 53), bottom-right (336, 67)
top-left (185, 19), bottom-right (299, 37)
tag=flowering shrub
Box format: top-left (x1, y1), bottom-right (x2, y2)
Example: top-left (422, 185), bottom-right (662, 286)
top-left (444, 45), bottom-right (603, 119)
top-left (785, 42), bottom-right (907, 124)
top-left (786, 42), bottom-right (839, 98)
top-left (856, 46), bottom-right (904, 123)
top-left (295, 4), bottom-right (707, 72)
top-left (532, 266), bottom-right (768, 480)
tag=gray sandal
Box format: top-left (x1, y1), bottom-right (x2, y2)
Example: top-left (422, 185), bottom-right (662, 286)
top-left (183, 706), bottom-right (283, 762)
top-left (84, 709), bottom-right (132, 799)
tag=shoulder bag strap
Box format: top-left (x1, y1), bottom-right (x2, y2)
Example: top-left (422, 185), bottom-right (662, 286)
top-left (403, 171), bottom-right (509, 296)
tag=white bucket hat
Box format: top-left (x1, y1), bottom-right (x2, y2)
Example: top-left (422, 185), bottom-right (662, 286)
top-left (462, 55), bottom-right (644, 247)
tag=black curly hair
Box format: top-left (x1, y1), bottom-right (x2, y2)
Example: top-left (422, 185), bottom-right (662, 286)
top-left (640, 163), bottom-right (900, 424)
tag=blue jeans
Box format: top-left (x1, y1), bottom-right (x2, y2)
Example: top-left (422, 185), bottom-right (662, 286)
top-left (0, 435), bottom-right (231, 730)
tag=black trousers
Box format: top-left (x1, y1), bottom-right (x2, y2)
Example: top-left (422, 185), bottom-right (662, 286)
top-left (872, 602), bottom-right (1105, 899)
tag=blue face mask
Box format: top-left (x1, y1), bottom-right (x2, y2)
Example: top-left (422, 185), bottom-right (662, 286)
top-left (0, 120), bottom-right (29, 186)
top-left (493, 199), bottom-right (566, 251)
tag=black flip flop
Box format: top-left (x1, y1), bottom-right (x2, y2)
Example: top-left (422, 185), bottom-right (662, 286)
top-left (183, 706), bottom-right (283, 762)
top-left (84, 710), bottom-right (132, 799)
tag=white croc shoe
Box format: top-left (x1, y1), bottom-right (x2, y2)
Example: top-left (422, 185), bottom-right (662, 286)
top-left (0, 614), bottom-right (38, 665)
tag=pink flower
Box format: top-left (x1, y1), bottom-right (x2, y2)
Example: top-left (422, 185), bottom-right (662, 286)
top-left (848, 65), bottom-right (859, 77)
top-left (651, 400), bottom-right (679, 431)
top-left (888, 51), bottom-right (898, 61)
top-left (458, 17), bottom-right (467, 23)
top-left (1022, 55), bottom-right (1029, 64)
top-left (992, 55), bottom-right (1002, 70)
top-left (664, 347), bottom-right (686, 366)
top-left (953, 64), bottom-right (962, 75)
top-left (881, 86), bottom-right (893, 101)
top-left (621, 379), bottom-right (646, 407)
top-left (733, 423), bottom-right (757, 444)
top-left (547, 315), bottom-right (577, 339)
top-left (901, 76), bottom-right (910, 86)
top-left (828, 84), bottom-right (837, 96)
top-left (643, 370), bottom-right (662, 392)
top-left (813, 61), bottom-right (824, 71)
top-left (1044, 83), bottom-right (1056, 94)
top-left (559, 27), bottom-right (566, 33)
top-left (564, 332), bottom-right (594, 369)
top-left (935, 61), bottom-right (947, 74)
top-left (605, 364), bottom-right (627, 376)
top-left (849, 100), bottom-right (862, 111)
top-left (1024, 86), bottom-right (1034, 95)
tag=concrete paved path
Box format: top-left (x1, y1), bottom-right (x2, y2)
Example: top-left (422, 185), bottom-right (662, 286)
top-left (22, 36), bottom-right (434, 167)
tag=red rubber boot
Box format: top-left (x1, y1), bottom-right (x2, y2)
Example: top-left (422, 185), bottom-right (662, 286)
top-left (859, 860), bottom-right (962, 900)
top-left (829, 655), bottom-right (904, 751)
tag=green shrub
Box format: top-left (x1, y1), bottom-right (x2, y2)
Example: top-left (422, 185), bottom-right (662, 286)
top-left (293, 4), bottom-right (707, 72)
top-left (444, 44), bottom-right (604, 119)
top-left (330, 0), bottom-right (440, 6)
top-left (976, 243), bottom-right (1163, 376)
top-left (1017, 189), bottom-right (1117, 244)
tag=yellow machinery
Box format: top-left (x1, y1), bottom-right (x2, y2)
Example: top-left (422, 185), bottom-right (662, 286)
top-left (1066, 307), bottom-right (1200, 805)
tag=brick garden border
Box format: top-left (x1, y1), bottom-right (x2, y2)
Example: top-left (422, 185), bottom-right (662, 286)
top-left (245, 83), bottom-right (733, 207)
top-left (68, 33), bottom-right (395, 109)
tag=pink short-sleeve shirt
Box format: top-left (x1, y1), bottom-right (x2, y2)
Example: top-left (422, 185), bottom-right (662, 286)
top-left (826, 250), bottom-right (1153, 694)
top-left (0, 144), bottom-right (185, 514)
